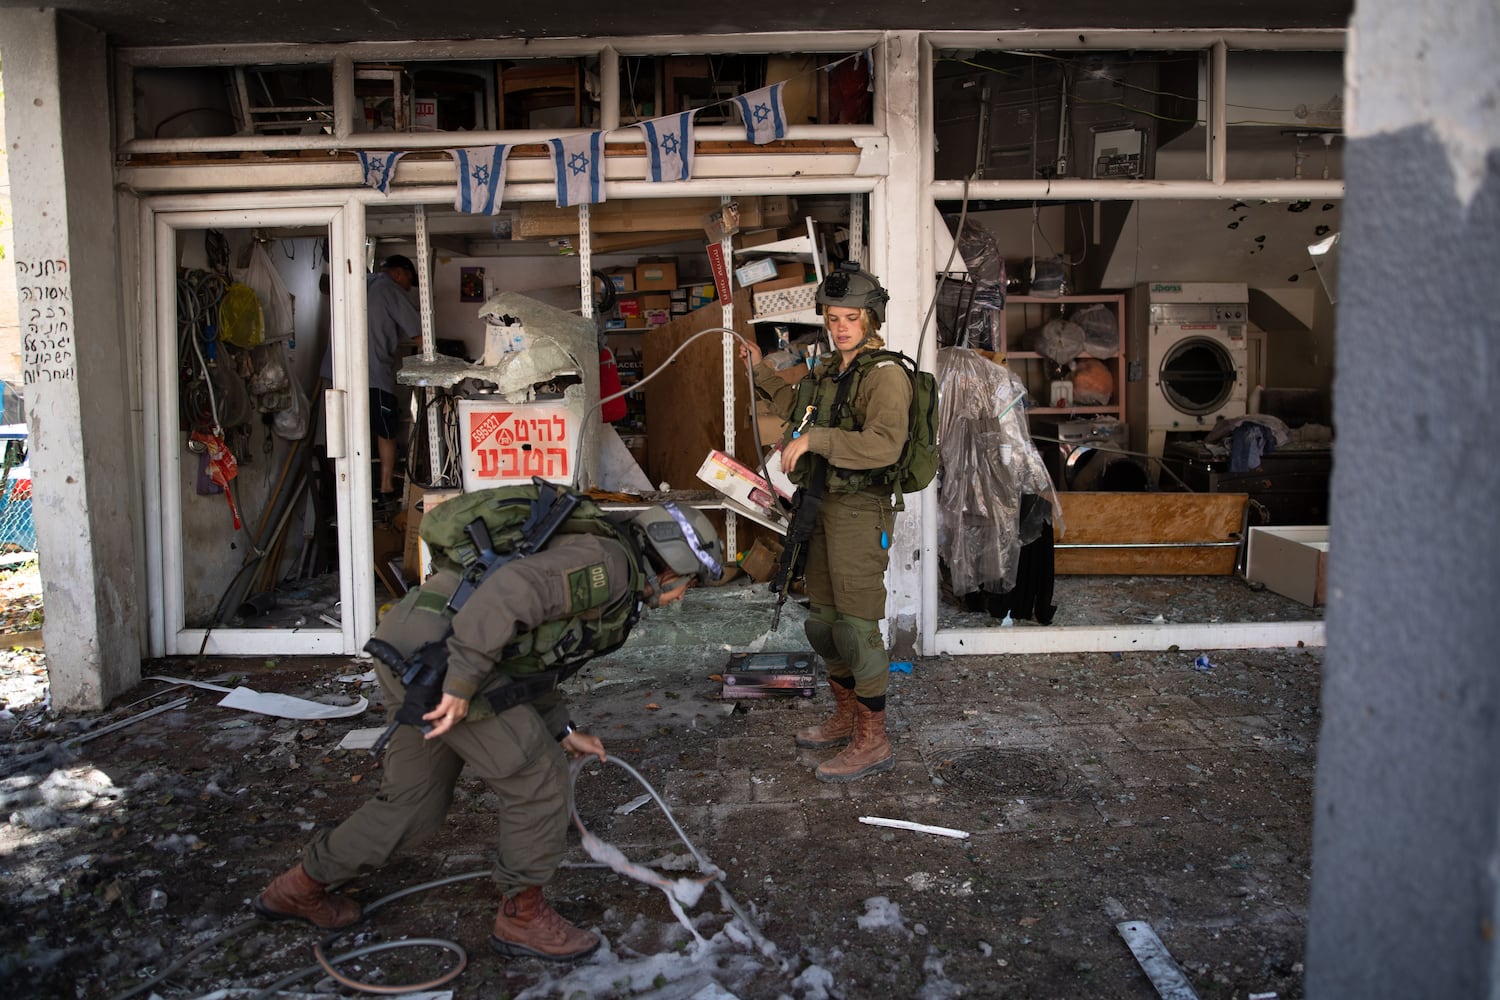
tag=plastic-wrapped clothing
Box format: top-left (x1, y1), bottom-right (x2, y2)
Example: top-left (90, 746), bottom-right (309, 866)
top-left (936, 346), bottom-right (1062, 596)
top-left (935, 218), bottom-right (1005, 350)
top-left (964, 494), bottom-right (1057, 624)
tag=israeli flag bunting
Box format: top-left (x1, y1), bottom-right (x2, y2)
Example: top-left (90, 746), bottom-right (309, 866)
top-left (734, 83), bottom-right (787, 145)
top-left (356, 151), bottom-right (407, 193)
top-left (548, 132), bottom-right (607, 207)
top-left (640, 111), bottom-right (697, 183)
top-left (449, 146), bottom-right (512, 215)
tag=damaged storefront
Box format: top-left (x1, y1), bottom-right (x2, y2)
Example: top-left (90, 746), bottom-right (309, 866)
top-left (11, 24), bottom-right (1340, 706)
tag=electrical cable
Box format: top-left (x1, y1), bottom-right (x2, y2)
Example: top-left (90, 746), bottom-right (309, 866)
top-left (568, 754), bottom-right (774, 956)
top-left (921, 174), bottom-right (972, 359)
top-left (140, 752), bottom-right (770, 998)
top-left (108, 919), bottom-right (262, 1000)
top-left (311, 938), bottom-right (468, 995)
top-left (593, 325), bottom-right (757, 414)
top-left (1028, 434), bottom-right (1196, 493)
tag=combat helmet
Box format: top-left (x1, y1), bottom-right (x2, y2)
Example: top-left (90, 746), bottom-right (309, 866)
top-left (815, 260), bottom-right (889, 323)
top-left (630, 503), bottom-right (724, 583)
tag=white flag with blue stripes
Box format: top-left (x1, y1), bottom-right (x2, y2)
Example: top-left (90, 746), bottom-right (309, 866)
top-left (449, 146), bottom-right (512, 215)
top-left (734, 83), bottom-right (787, 145)
top-left (640, 111), bottom-right (697, 183)
top-left (548, 132), bottom-right (607, 207)
top-left (356, 151), bottom-right (407, 193)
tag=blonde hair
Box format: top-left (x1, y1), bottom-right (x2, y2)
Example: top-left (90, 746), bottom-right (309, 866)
top-left (825, 307), bottom-right (884, 349)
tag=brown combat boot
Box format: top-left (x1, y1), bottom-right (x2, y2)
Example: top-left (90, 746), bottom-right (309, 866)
top-left (795, 681), bottom-right (858, 749)
top-left (490, 885), bottom-right (600, 962)
top-left (253, 863), bottom-right (361, 929)
top-left (815, 703), bottom-right (895, 783)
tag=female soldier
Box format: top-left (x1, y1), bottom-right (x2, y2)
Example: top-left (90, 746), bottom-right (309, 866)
top-left (743, 262), bottom-right (911, 782)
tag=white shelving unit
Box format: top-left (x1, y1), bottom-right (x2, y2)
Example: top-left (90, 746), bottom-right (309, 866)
top-left (735, 216), bottom-right (825, 326)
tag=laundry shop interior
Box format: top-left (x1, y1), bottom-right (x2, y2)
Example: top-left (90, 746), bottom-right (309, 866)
top-left (150, 43), bottom-right (1342, 638)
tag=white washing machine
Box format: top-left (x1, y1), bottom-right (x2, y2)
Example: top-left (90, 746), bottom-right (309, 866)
top-left (1128, 282), bottom-right (1251, 462)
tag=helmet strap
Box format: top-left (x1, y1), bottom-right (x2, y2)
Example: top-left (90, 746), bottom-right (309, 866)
top-left (660, 502), bottom-right (722, 579)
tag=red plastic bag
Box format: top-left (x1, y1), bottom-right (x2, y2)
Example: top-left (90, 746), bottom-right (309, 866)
top-left (191, 430), bottom-right (242, 530)
top-left (599, 347), bottom-right (627, 423)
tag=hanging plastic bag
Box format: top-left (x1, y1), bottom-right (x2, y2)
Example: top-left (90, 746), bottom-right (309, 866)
top-left (190, 429), bottom-right (242, 529)
top-left (273, 371), bottom-right (311, 441)
top-left (599, 347), bottom-right (627, 423)
top-left (240, 242), bottom-right (296, 343)
top-left (218, 283), bottom-right (265, 349)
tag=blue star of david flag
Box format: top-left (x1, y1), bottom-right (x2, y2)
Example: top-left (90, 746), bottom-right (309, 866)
top-left (448, 146), bottom-right (512, 215)
top-left (733, 83), bottom-right (787, 145)
top-left (356, 151), bottom-right (407, 193)
top-left (640, 110), bottom-right (697, 182)
top-left (548, 132), bottom-right (607, 207)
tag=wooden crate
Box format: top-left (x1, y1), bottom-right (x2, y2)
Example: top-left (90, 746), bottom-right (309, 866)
top-left (1053, 492), bottom-right (1248, 575)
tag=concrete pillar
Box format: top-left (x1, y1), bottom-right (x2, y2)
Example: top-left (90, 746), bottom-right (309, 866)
top-left (874, 31), bottom-right (927, 656)
top-left (0, 10), bottom-right (143, 709)
top-left (1305, 0), bottom-right (1500, 996)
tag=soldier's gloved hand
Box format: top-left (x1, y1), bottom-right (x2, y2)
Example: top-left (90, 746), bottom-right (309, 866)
top-left (393, 681), bottom-right (442, 727)
top-left (421, 693), bottom-right (469, 739)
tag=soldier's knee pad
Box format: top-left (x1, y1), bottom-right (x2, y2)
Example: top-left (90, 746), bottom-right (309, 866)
top-left (804, 613), bottom-right (840, 661)
top-left (830, 619), bottom-right (868, 669)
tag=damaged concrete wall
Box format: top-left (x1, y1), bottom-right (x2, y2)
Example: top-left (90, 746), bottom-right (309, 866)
top-left (0, 10), bottom-right (145, 708)
top-left (1306, 0), bottom-right (1500, 994)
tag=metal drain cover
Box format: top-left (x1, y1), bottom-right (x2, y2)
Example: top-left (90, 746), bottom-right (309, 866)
top-left (934, 748), bottom-right (1071, 799)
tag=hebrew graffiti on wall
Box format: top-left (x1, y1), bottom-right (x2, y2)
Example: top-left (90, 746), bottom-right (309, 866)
top-left (18, 257), bottom-right (75, 386)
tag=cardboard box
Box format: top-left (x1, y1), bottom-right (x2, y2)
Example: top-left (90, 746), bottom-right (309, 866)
top-left (401, 483), bottom-right (427, 582)
top-left (635, 258), bottom-right (679, 291)
top-left (734, 257), bottom-right (780, 287)
top-left (754, 282), bottom-right (819, 317)
top-left (687, 283), bottom-right (718, 309)
top-left (1246, 525), bottom-right (1329, 606)
top-left (644, 308), bottom-right (671, 327)
top-left (603, 266), bottom-right (635, 294)
top-left (752, 273), bottom-right (809, 296)
top-left (739, 537), bottom-right (785, 583)
top-left (737, 228), bottom-right (788, 249)
top-left (697, 449), bottom-right (775, 511)
top-left (617, 296), bottom-right (644, 329)
top-left (761, 195), bottom-right (792, 227)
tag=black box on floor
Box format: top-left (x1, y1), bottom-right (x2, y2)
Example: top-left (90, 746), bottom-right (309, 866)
top-left (721, 651), bottom-right (819, 699)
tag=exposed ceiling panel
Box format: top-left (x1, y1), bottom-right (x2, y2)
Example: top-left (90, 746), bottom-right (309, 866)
top-left (1095, 128), bottom-right (1343, 291)
top-left (3, 0), bottom-right (1352, 48)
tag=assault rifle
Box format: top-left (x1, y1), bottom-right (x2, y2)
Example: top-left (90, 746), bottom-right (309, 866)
top-left (366, 479), bottom-right (581, 755)
top-left (769, 478), bottom-right (824, 630)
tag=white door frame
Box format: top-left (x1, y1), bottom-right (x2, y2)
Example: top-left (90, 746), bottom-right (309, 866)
top-left (142, 197), bottom-right (377, 655)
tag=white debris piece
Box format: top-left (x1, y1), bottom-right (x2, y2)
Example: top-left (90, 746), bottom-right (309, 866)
top-left (338, 727), bottom-right (388, 750)
top-left (858, 816), bottom-right (970, 839)
top-left (614, 793), bottom-right (653, 815)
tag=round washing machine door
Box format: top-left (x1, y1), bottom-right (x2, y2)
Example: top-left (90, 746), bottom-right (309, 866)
top-left (1157, 336), bottom-right (1239, 417)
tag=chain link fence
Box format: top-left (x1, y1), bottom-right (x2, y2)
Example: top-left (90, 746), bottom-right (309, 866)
top-left (1, 432), bottom-right (35, 556)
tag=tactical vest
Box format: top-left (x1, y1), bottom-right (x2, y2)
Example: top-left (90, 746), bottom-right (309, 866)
top-left (784, 350), bottom-right (904, 497)
top-left (407, 525), bottom-right (644, 704)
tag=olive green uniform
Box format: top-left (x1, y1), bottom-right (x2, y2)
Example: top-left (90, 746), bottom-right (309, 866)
top-left (753, 350), bottom-right (911, 700)
top-left (302, 534), bottom-right (637, 895)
